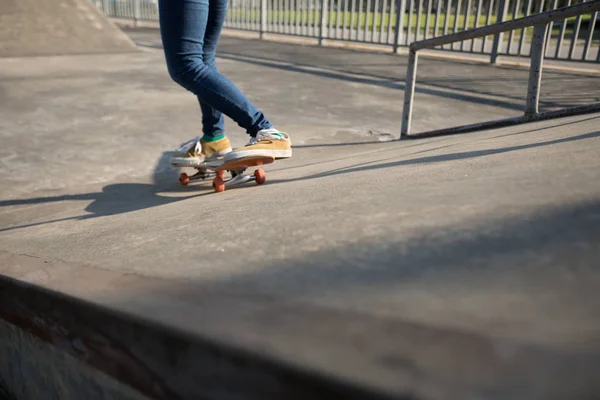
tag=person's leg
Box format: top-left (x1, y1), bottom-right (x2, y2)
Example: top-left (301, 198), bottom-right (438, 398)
top-left (195, 0), bottom-right (231, 161)
top-left (201, 0), bottom-right (291, 160)
top-left (160, 0), bottom-right (291, 161)
top-left (198, 98), bottom-right (224, 138)
top-left (159, 0), bottom-right (271, 135)
top-left (197, 96), bottom-right (232, 161)
top-left (197, 0), bottom-right (224, 139)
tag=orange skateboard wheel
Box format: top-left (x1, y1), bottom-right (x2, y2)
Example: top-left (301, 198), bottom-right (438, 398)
top-left (179, 172), bottom-right (190, 186)
top-left (213, 176), bottom-right (225, 193)
top-left (254, 169), bottom-right (266, 185)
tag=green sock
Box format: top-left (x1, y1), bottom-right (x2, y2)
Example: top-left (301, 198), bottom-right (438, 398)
top-left (202, 134), bottom-right (225, 142)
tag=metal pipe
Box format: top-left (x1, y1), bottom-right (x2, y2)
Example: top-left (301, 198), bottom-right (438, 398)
top-left (452, 0), bottom-right (463, 49)
top-left (517, 0), bottom-right (534, 55)
top-left (335, 0), bottom-right (342, 38)
top-left (401, 49), bottom-right (418, 138)
top-left (313, 0), bottom-right (320, 36)
top-left (303, 0), bottom-right (309, 35)
top-left (319, 0), bottom-right (328, 43)
top-left (134, 0), bottom-right (141, 26)
top-left (372, 0), bottom-right (381, 41)
top-left (433, 0), bottom-right (442, 37)
top-left (415, 0), bottom-right (424, 41)
top-left (406, 0), bottom-right (414, 43)
top-left (365, 0), bottom-right (372, 40)
top-left (442, 0), bottom-right (452, 48)
top-left (470, 0), bottom-right (483, 51)
top-left (261, 0), bottom-right (267, 37)
top-left (583, 11), bottom-right (598, 59)
top-left (296, 0), bottom-right (301, 35)
top-left (507, 0), bottom-right (521, 54)
top-left (393, 0), bottom-right (406, 51)
top-left (345, 0), bottom-right (351, 38)
top-left (568, 4), bottom-right (585, 60)
top-left (386, 0), bottom-right (395, 43)
top-left (350, 0), bottom-right (357, 38)
top-left (525, 23), bottom-right (547, 120)
top-left (357, 0), bottom-right (364, 39)
top-left (425, 0), bottom-right (433, 39)
top-left (379, 0), bottom-right (387, 42)
top-left (481, 0), bottom-right (495, 52)
top-left (460, 0), bottom-right (472, 51)
top-left (545, 0), bottom-right (558, 57)
top-left (490, 0), bottom-right (508, 63)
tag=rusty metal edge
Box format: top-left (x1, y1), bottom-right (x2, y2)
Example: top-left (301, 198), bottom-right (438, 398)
top-left (0, 275), bottom-right (404, 400)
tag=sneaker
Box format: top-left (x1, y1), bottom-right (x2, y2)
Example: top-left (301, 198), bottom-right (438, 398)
top-left (201, 135), bottom-right (232, 162)
top-left (171, 135), bottom-right (232, 167)
top-left (224, 129), bottom-right (292, 162)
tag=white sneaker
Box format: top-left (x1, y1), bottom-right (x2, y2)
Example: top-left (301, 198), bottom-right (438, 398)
top-left (170, 136), bottom-right (205, 167)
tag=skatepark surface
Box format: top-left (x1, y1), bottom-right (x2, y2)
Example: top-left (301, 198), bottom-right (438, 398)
top-left (1, 21), bottom-right (600, 400)
top-left (0, 0), bottom-right (136, 57)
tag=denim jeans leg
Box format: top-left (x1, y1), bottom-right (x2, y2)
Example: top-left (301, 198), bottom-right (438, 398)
top-left (158, 0), bottom-right (272, 136)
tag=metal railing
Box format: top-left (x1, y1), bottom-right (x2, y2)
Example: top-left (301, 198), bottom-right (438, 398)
top-left (401, 0), bottom-right (600, 138)
top-left (93, 0), bottom-right (599, 63)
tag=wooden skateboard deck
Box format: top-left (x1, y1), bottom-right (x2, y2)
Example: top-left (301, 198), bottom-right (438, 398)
top-left (215, 155), bottom-right (274, 171)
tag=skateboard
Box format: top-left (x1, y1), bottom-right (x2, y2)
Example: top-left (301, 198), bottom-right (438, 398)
top-left (177, 155), bottom-right (275, 193)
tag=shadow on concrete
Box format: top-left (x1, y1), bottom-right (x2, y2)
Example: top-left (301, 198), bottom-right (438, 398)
top-left (1, 127), bottom-right (598, 233)
top-left (195, 199), bottom-right (600, 301)
top-left (269, 129), bottom-right (600, 186)
top-left (0, 151), bottom-right (210, 232)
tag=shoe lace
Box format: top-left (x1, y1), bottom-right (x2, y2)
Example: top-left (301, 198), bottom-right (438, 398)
top-left (246, 136), bottom-right (261, 146)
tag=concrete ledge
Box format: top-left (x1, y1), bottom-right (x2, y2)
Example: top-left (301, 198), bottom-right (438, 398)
top-left (2, 248), bottom-right (600, 400)
top-left (0, 274), bottom-right (393, 400)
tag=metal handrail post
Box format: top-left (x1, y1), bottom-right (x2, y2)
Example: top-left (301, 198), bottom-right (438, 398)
top-left (393, 0), bottom-right (407, 53)
top-left (261, 0), bottom-right (267, 38)
top-left (401, 49), bottom-right (418, 138)
top-left (319, 0), bottom-right (328, 45)
top-left (490, 0), bottom-right (509, 64)
top-left (525, 23), bottom-right (548, 119)
top-left (134, 0), bottom-right (141, 27)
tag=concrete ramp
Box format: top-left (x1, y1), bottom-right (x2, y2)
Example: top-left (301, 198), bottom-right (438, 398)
top-left (0, 0), bottom-right (136, 57)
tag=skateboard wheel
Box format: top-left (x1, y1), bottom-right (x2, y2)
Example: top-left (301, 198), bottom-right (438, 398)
top-left (213, 176), bottom-right (225, 193)
top-left (179, 172), bottom-right (190, 186)
top-left (216, 170), bottom-right (225, 179)
top-left (254, 169), bottom-right (266, 185)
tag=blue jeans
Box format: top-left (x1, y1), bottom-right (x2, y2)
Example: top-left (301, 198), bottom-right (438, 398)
top-left (158, 0), bottom-right (272, 137)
